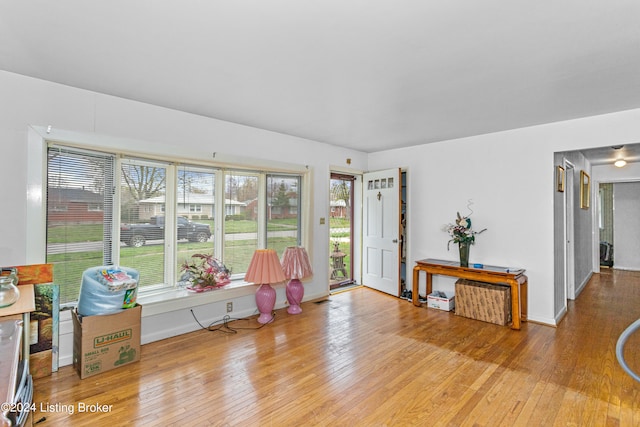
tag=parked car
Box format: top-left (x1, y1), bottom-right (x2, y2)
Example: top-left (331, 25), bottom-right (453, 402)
top-left (120, 216), bottom-right (212, 247)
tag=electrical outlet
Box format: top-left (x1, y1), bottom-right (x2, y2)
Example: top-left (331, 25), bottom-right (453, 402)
top-left (226, 302), bottom-right (233, 312)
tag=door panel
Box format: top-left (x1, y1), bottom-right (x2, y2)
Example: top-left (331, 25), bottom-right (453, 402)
top-left (362, 168), bottom-right (400, 296)
top-left (381, 248), bottom-right (394, 280)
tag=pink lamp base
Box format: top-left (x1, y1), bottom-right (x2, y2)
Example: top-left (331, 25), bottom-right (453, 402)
top-left (286, 278), bottom-right (304, 314)
top-left (256, 283), bottom-right (276, 324)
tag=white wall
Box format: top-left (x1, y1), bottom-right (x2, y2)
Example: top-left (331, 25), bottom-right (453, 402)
top-left (0, 70), bottom-right (367, 366)
top-left (369, 109), bottom-right (640, 325)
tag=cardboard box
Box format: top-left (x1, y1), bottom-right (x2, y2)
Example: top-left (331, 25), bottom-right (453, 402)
top-left (72, 305), bottom-right (141, 379)
top-left (427, 292), bottom-right (455, 311)
top-left (455, 279), bottom-right (511, 325)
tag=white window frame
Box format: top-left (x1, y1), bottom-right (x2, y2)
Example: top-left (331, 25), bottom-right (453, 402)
top-left (27, 129), bottom-right (309, 310)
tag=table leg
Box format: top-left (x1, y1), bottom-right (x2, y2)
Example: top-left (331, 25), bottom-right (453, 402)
top-left (426, 272), bottom-right (432, 296)
top-left (509, 279), bottom-right (521, 330)
top-left (520, 276), bottom-right (528, 321)
top-left (23, 312), bottom-right (30, 365)
top-left (412, 267), bottom-right (420, 306)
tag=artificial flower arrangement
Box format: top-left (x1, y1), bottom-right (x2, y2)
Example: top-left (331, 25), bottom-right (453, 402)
top-left (443, 210), bottom-right (487, 250)
top-left (180, 253), bottom-right (231, 292)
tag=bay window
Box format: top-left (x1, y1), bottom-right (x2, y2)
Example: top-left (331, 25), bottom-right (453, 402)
top-left (46, 144), bottom-right (304, 305)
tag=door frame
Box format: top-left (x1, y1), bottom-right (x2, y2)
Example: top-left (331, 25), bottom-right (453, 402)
top-left (564, 159), bottom-right (576, 301)
top-left (329, 172), bottom-right (357, 288)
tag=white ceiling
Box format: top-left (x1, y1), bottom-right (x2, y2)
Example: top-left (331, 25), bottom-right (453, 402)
top-left (2, 1), bottom-right (640, 161)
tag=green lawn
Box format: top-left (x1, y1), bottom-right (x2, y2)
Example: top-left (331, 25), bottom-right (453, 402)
top-left (329, 217), bottom-right (350, 229)
top-left (47, 218), bottom-right (298, 243)
top-left (49, 218), bottom-right (302, 303)
top-left (47, 223), bottom-right (103, 243)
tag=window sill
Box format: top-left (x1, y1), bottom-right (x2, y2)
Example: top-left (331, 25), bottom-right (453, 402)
top-left (137, 281), bottom-right (260, 317)
top-left (58, 281), bottom-right (263, 324)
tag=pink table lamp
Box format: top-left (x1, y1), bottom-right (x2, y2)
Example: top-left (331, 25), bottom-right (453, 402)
top-left (281, 246), bottom-right (313, 314)
top-left (245, 249), bottom-right (286, 324)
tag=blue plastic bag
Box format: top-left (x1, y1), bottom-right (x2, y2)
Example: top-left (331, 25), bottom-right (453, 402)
top-left (77, 266), bottom-right (139, 316)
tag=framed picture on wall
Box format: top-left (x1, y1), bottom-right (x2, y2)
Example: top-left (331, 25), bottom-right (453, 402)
top-left (556, 166), bottom-right (565, 192)
top-left (580, 170), bottom-right (590, 209)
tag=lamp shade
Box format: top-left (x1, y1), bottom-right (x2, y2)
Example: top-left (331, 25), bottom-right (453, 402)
top-left (244, 249), bottom-right (286, 285)
top-left (281, 246), bottom-right (313, 280)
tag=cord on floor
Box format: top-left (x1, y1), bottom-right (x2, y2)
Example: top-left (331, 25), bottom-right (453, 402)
top-left (190, 309), bottom-right (275, 334)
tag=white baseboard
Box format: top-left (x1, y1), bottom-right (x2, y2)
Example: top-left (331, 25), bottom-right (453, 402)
top-left (57, 289), bottom-right (329, 368)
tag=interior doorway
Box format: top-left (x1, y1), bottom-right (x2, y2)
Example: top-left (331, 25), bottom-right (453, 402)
top-left (599, 183), bottom-right (614, 268)
top-left (598, 181), bottom-right (640, 271)
top-left (329, 173), bottom-right (356, 290)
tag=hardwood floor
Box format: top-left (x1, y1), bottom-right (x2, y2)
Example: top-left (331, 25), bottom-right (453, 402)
top-left (33, 269), bottom-right (640, 426)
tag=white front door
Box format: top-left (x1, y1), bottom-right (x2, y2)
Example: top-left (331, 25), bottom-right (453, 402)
top-left (362, 168), bottom-right (401, 296)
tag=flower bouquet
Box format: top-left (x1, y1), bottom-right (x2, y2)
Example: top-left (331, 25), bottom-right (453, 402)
top-left (443, 209), bottom-right (486, 267)
top-left (180, 253), bottom-right (231, 292)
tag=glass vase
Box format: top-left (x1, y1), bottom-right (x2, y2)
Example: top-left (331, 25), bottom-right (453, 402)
top-left (458, 242), bottom-right (470, 267)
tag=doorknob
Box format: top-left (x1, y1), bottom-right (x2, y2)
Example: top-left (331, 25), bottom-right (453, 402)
top-left (392, 239), bottom-right (398, 243)
top-left (377, 192), bottom-right (381, 201)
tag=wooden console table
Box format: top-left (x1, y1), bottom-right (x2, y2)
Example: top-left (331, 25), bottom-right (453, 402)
top-left (412, 259), bottom-right (528, 330)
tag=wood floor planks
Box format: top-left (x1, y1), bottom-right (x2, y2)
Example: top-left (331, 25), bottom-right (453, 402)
top-left (32, 268), bottom-right (640, 426)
